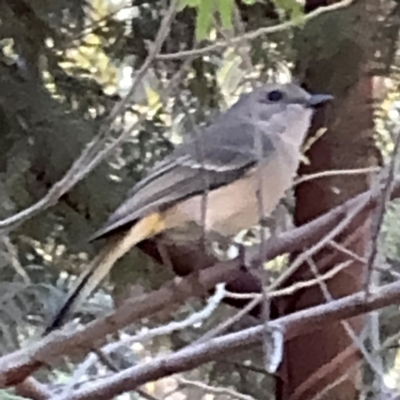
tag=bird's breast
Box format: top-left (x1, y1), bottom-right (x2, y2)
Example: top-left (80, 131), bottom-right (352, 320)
top-left (163, 146), bottom-right (300, 239)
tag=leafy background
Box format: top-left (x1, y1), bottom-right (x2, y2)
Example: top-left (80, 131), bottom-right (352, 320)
top-left (0, 0), bottom-right (399, 399)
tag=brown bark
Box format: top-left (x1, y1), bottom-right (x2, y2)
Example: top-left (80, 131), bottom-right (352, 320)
top-left (275, 0), bottom-right (382, 399)
top-left (6, 258), bottom-right (400, 392)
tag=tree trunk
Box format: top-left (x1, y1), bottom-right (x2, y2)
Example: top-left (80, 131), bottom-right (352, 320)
top-left (275, 1), bottom-right (382, 399)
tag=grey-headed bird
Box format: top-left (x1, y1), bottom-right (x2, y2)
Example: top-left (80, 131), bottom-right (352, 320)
top-left (45, 83), bottom-right (332, 333)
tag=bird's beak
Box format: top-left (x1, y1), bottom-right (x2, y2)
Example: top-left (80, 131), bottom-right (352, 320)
top-left (307, 94), bottom-right (334, 108)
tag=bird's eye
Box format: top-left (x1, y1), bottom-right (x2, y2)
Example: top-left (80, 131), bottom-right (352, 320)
top-left (267, 90), bottom-right (283, 102)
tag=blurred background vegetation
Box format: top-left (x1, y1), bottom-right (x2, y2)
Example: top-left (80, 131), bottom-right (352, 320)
top-left (1, 0), bottom-right (400, 399)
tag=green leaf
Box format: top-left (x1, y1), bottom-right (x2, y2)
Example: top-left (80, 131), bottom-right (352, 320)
top-left (195, 0), bottom-right (214, 40)
top-left (274, 0), bottom-right (304, 20)
top-left (177, 0), bottom-right (199, 11)
top-left (180, 0), bottom-right (200, 6)
top-left (218, 0), bottom-right (234, 30)
top-left (181, 0), bottom-right (238, 39)
top-left (241, 0), bottom-right (257, 4)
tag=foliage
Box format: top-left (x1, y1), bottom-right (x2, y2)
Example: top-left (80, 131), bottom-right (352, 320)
top-left (179, 0), bottom-right (302, 39)
top-left (0, 0), bottom-right (399, 399)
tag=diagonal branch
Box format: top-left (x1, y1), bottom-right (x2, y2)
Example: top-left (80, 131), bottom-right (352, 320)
top-left (47, 278), bottom-right (400, 400)
top-left (1, 179), bottom-right (400, 388)
top-left (156, 0), bottom-right (354, 60)
top-left (0, 0), bottom-right (352, 236)
top-left (0, 0), bottom-right (177, 235)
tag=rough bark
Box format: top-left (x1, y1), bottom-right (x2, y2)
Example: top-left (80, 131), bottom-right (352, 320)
top-left (275, 1), bottom-right (382, 399)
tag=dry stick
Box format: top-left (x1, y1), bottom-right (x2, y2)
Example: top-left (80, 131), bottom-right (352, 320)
top-left (45, 278), bottom-right (400, 400)
top-left (308, 324), bottom-right (400, 400)
top-left (195, 191), bottom-right (379, 351)
top-left (224, 261), bottom-right (351, 300)
top-left (87, 347), bottom-right (161, 400)
top-left (66, 292), bottom-right (226, 400)
top-left (362, 133), bottom-right (400, 392)
top-left (0, 0), bottom-right (177, 236)
top-left (259, 183), bottom-right (389, 264)
top-left (294, 166), bottom-right (381, 186)
top-left (251, 86), bottom-right (272, 373)
top-left (302, 322), bottom-right (400, 400)
top-left (205, 13), bottom-right (274, 365)
top-left (1, 180), bottom-right (400, 387)
top-left (194, 295), bottom-right (261, 346)
top-left (0, 0), bottom-right (353, 237)
top-left (177, 377), bottom-right (257, 400)
top-left (67, 5), bottom-right (133, 49)
top-left (74, 0), bottom-right (177, 177)
top-left (367, 304), bottom-right (385, 393)
top-left (299, 347), bottom-right (362, 400)
top-left (156, 0), bottom-right (354, 61)
top-left (365, 131), bottom-right (400, 295)
top-left (0, 0), bottom-right (348, 234)
top-left (268, 193), bottom-right (371, 292)
top-left (0, 1), bottom-right (354, 236)
top-left (330, 231), bottom-right (399, 376)
top-left (1, 236), bottom-right (30, 284)
top-left (306, 257), bottom-right (386, 380)
top-left (195, 261), bottom-right (352, 346)
top-left (60, 284), bottom-right (226, 399)
top-left (220, 8), bottom-right (273, 372)
top-left (256, 183), bottom-right (368, 370)
top-left (0, 263), bottom-right (239, 387)
top-left (328, 240), bottom-right (368, 264)
top-left (194, 262), bottom-right (353, 374)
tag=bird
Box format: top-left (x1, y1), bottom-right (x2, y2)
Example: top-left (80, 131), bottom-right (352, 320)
top-left (45, 83), bottom-right (332, 334)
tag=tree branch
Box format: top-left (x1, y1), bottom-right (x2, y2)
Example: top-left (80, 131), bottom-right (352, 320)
top-left (1, 179), bottom-right (400, 389)
top-left (0, 0), bottom-right (177, 235)
top-left (48, 278), bottom-right (400, 400)
top-left (156, 0), bottom-right (354, 60)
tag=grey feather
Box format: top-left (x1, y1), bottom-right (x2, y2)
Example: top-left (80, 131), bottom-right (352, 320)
top-left (91, 120), bottom-right (277, 241)
top-left (90, 83), bottom-right (328, 241)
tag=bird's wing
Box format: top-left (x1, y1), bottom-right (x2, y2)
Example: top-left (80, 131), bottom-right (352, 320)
top-left (90, 119), bottom-right (280, 241)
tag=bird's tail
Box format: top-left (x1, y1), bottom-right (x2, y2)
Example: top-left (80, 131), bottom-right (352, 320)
top-left (44, 212), bottom-right (165, 335)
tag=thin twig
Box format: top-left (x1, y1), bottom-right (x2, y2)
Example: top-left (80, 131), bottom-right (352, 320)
top-left (1, 236), bottom-right (31, 284)
top-left (306, 257), bottom-right (386, 379)
top-left (251, 83), bottom-right (272, 373)
top-left (193, 294), bottom-right (260, 346)
top-left (229, 195), bottom-right (371, 322)
top-left (223, 10), bottom-right (273, 371)
top-left (156, 0), bottom-right (354, 60)
top-left (177, 377), bottom-right (257, 400)
top-left (328, 240), bottom-right (367, 264)
top-left (308, 359), bottom-right (361, 400)
top-left (195, 261), bottom-right (351, 346)
top-left (39, 277), bottom-right (400, 400)
top-left (79, 348), bottom-right (163, 400)
top-left (226, 267), bottom-right (335, 300)
top-left (0, 0), bottom-right (177, 235)
top-left (67, 5), bottom-right (134, 49)
top-left (365, 130), bottom-right (400, 295)
top-left (268, 192), bottom-right (371, 292)
top-left (61, 284), bottom-right (226, 398)
top-left (219, 2), bottom-right (275, 372)
top-left (294, 166), bottom-right (380, 186)
top-left (367, 306), bottom-right (384, 392)
top-left (2, 181), bottom-right (400, 387)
